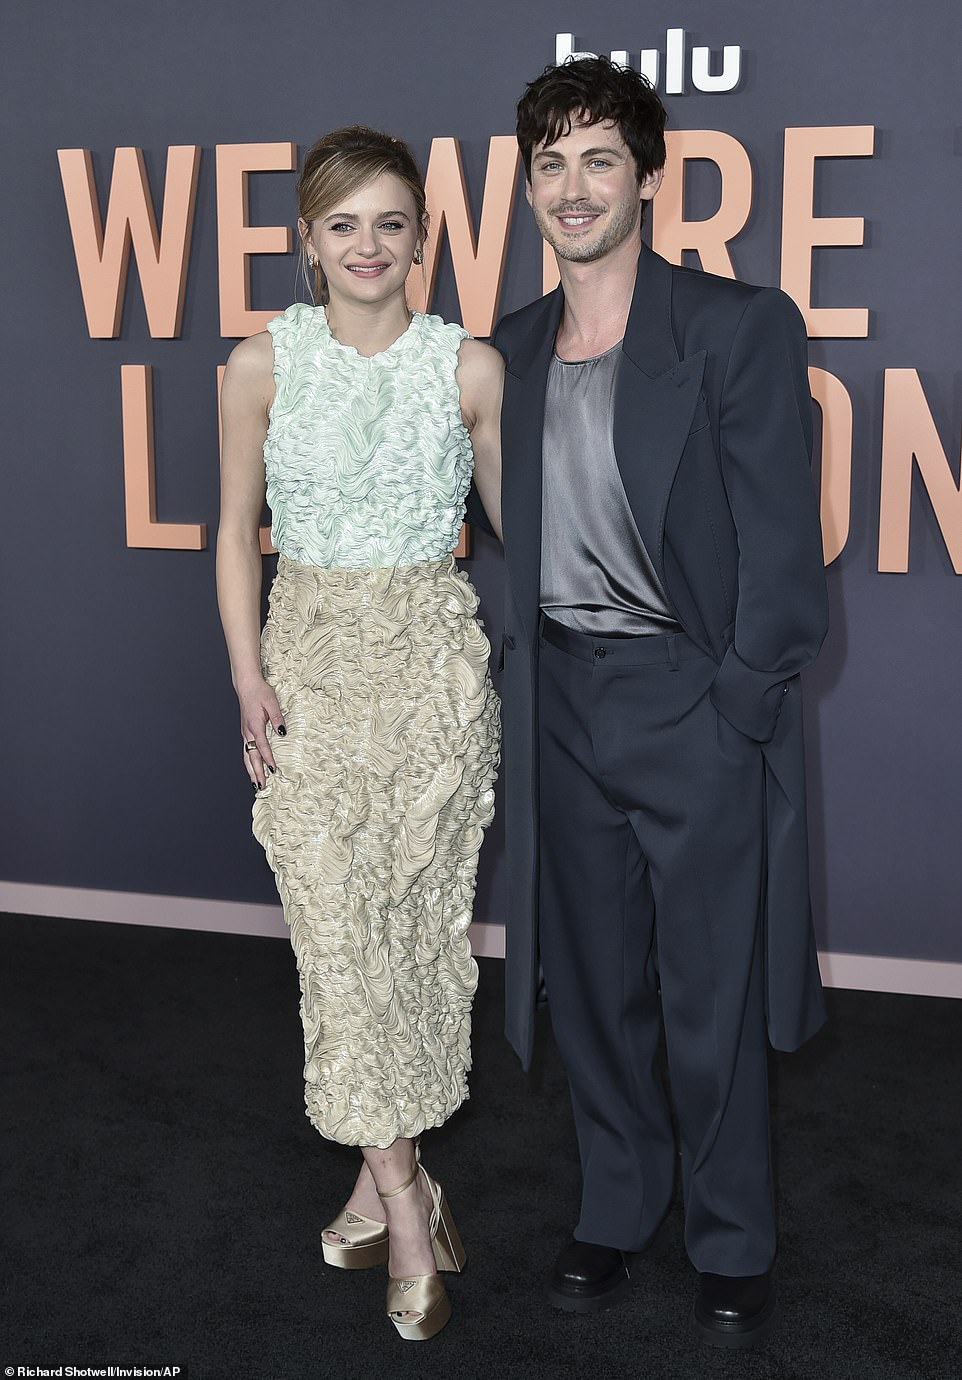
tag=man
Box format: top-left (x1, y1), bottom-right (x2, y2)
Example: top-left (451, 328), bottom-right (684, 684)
top-left (478, 57), bottom-right (829, 1347)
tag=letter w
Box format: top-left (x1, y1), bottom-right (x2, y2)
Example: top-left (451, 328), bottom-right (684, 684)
top-left (409, 137), bottom-right (519, 337)
top-left (58, 146), bottom-right (200, 337)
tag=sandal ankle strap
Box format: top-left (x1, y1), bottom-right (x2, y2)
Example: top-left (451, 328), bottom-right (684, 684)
top-left (376, 1163), bottom-right (420, 1199)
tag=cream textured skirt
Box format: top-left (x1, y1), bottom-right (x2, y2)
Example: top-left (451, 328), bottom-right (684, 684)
top-left (252, 554), bottom-right (500, 1148)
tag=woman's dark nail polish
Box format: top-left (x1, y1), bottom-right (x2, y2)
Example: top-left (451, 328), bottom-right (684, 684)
top-left (268, 764), bottom-right (276, 773)
top-left (252, 781), bottom-right (259, 792)
top-left (277, 724), bottom-right (287, 736)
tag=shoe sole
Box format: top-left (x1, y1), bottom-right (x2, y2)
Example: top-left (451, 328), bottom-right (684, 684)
top-left (321, 1237), bottom-right (390, 1270)
top-left (547, 1271), bottom-right (632, 1314)
top-left (391, 1291), bottom-right (453, 1341)
top-left (692, 1297), bottom-right (778, 1349)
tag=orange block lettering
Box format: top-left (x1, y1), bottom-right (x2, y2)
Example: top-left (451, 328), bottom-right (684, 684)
top-left (409, 137), bottom-right (520, 337)
top-left (651, 129), bottom-right (753, 278)
top-left (879, 369), bottom-right (962, 573)
top-left (808, 367), bottom-right (853, 566)
top-left (121, 365), bottom-right (206, 550)
top-left (58, 146), bottom-right (200, 338)
top-left (216, 143), bottom-right (296, 338)
top-left (780, 126), bottom-right (875, 338)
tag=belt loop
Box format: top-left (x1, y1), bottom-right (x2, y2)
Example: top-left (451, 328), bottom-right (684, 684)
top-left (666, 634), bottom-right (679, 671)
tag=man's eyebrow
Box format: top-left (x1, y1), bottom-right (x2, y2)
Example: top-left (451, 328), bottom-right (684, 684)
top-left (533, 145), bottom-right (624, 161)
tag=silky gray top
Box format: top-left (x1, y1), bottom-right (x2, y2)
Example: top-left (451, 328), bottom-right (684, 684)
top-left (540, 343), bottom-right (679, 637)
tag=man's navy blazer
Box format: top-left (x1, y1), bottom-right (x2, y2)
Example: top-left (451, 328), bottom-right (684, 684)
top-left (475, 245), bottom-right (829, 1070)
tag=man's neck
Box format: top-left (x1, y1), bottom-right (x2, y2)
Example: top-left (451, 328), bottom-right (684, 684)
top-left (554, 232), bottom-right (642, 361)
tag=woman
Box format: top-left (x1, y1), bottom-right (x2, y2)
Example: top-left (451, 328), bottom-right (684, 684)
top-left (215, 126), bottom-right (503, 1341)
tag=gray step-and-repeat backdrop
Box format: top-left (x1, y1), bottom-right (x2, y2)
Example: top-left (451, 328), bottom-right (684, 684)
top-left (3, 1), bottom-right (960, 996)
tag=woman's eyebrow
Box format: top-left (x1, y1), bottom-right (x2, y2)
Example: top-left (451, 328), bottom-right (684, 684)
top-left (322, 208), bottom-right (411, 222)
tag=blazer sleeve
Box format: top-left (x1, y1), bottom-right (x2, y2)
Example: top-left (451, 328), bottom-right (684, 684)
top-left (463, 320), bottom-right (506, 539)
top-left (709, 288), bottom-right (829, 742)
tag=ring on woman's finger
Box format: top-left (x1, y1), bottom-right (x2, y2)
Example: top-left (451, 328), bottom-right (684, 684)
top-left (244, 740), bottom-right (258, 752)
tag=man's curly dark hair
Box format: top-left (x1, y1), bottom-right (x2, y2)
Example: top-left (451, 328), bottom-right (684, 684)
top-left (516, 56), bottom-right (668, 185)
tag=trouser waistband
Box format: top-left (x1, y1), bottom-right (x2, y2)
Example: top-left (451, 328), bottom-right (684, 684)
top-left (539, 613), bottom-right (707, 669)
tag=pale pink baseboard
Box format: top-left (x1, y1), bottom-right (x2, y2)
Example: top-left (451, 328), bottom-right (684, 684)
top-left (3, 881), bottom-right (961, 996)
top-left (0, 881), bottom-right (508, 958)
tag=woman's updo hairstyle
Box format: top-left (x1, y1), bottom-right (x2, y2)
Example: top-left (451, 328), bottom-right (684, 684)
top-left (297, 125), bottom-right (428, 305)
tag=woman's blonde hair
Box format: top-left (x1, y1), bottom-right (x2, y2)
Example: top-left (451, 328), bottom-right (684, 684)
top-left (297, 125), bottom-right (428, 305)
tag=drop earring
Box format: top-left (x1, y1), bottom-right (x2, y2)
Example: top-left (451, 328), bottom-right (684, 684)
top-left (413, 247), bottom-right (423, 265)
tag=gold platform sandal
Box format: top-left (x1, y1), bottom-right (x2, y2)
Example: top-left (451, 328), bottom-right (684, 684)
top-left (320, 1206), bottom-right (390, 1270)
top-left (320, 1142), bottom-right (423, 1270)
top-left (379, 1163), bottom-right (466, 1341)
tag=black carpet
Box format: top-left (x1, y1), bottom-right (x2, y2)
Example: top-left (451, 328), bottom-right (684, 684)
top-left (3, 913), bottom-right (960, 1380)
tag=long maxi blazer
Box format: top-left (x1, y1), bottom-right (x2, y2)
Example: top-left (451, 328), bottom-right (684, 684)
top-left (486, 245), bottom-right (830, 1071)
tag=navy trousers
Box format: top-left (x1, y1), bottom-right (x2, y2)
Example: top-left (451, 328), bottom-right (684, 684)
top-left (538, 616), bottom-right (775, 1276)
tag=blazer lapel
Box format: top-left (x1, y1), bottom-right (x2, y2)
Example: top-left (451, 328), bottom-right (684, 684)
top-left (501, 288), bottom-right (563, 643)
top-left (614, 249), bottom-right (707, 585)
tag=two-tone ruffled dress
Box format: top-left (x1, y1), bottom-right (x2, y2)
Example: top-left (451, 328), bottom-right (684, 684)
top-left (252, 303), bottom-right (500, 1149)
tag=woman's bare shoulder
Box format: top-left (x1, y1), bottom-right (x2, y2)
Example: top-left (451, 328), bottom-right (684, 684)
top-left (457, 336), bottom-right (504, 377)
top-left (456, 337), bottom-right (504, 416)
top-left (222, 332), bottom-right (276, 415)
top-left (225, 330), bottom-right (274, 380)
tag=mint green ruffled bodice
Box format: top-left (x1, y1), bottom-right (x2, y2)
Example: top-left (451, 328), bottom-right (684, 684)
top-left (263, 304), bottom-right (472, 568)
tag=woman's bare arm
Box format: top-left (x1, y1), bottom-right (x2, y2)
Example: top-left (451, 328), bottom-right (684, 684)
top-left (215, 330), bottom-right (284, 787)
top-left (456, 337), bottom-right (504, 542)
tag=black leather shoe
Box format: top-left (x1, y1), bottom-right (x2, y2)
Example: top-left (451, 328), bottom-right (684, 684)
top-left (547, 1239), bottom-right (631, 1313)
top-left (693, 1271), bottom-right (777, 1348)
